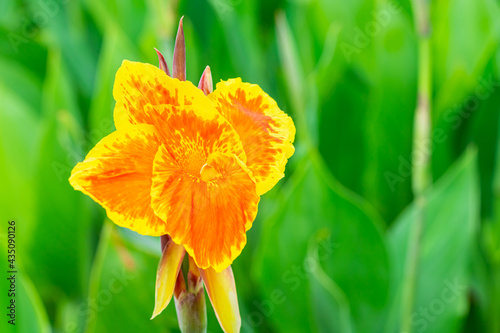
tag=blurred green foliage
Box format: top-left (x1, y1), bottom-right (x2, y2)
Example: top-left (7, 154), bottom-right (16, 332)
top-left (0, 0), bottom-right (499, 332)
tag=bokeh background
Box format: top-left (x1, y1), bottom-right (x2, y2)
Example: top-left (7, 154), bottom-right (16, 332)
top-left (1, 0), bottom-right (500, 332)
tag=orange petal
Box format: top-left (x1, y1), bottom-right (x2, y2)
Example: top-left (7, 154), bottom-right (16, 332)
top-left (69, 124), bottom-right (166, 235)
top-left (151, 138), bottom-right (259, 271)
top-left (113, 60), bottom-right (209, 130)
top-left (141, 101), bottom-right (246, 164)
top-left (151, 239), bottom-right (186, 319)
top-left (210, 78), bottom-right (296, 195)
top-left (200, 266), bottom-right (241, 333)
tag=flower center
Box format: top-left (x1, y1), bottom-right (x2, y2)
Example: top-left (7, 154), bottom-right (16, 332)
top-left (200, 164), bottom-right (219, 182)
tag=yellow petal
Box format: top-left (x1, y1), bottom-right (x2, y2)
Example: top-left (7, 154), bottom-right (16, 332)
top-left (113, 60), bottom-right (210, 130)
top-left (200, 266), bottom-right (241, 333)
top-left (151, 239), bottom-right (186, 319)
top-left (210, 79), bottom-right (296, 195)
top-left (69, 124), bottom-right (166, 235)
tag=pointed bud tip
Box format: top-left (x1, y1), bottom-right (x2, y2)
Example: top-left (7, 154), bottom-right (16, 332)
top-left (173, 16), bottom-right (186, 81)
top-left (154, 48), bottom-right (170, 76)
top-left (151, 289), bottom-right (173, 320)
top-left (151, 297), bottom-right (169, 320)
top-left (198, 66), bottom-right (213, 95)
top-left (150, 309), bottom-right (160, 320)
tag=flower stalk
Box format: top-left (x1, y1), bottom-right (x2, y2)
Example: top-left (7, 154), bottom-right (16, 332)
top-left (401, 1), bottom-right (432, 332)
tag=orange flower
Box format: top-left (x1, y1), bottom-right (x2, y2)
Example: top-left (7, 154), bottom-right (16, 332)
top-left (69, 17), bottom-right (295, 333)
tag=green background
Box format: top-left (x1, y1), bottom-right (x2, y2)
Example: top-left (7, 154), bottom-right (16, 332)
top-left (1, 0), bottom-right (500, 332)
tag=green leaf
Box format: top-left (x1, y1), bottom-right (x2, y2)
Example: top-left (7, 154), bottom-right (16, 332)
top-left (0, 237), bottom-right (50, 333)
top-left (83, 0), bottom-right (147, 46)
top-left (37, 4), bottom-right (98, 100)
top-left (0, 55), bottom-right (43, 115)
top-left (254, 152), bottom-right (389, 332)
top-left (466, 69), bottom-right (500, 218)
top-left (16, 273), bottom-right (52, 333)
top-left (308, 230), bottom-right (353, 333)
top-left (384, 148), bottom-right (480, 333)
top-left (432, 0), bottom-right (500, 116)
top-left (24, 49), bottom-right (92, 300)
top-left (315, 0), bottom-right (417, 223)
top-left (84, 222), bottom-right (179, 333)
top-left (0, 79), bottom-right (39, 229)
top-left (0, 26), bottom-right (48, 83)
top-left (28, 111), bottom-right (93, 298)
top-left (431, 0), bottom-right (500, 180)
top-left (87, 27), bottom-right (138, 144)
top-left (206, 0), bottom-right (265, 85)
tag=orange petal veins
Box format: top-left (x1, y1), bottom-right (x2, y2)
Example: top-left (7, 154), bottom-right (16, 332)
top-left (151, 239), bottom-right (186, 319)
top-left (151, 143), bottom-right (259, 272)
top-left (200, 266), bottom-right (241, 333)
top-left (113, 60), bottom-right (209, 130)
top-left (142, 101), bottom-right (246, 164)
top-left (69, 124), bottom-right (166, 235)
top-left (209, 78), bottom-right (296, 195)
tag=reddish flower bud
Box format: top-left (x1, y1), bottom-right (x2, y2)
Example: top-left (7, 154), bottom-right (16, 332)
top-left (198, 66), bottom-right (213, 95)
top-left (154, 48), bottom-right (170, 76)
top-left (173, 16), bottom-right (186, 81)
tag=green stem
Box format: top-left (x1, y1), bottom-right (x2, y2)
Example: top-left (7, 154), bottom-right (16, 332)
top-left (401, 197), bottom-right (426, 333)
top-left (175, 270), bottom-right (207, 333)
top-left (401, 1), bottom-right (432, 332)
top-left (175, 287), bottom-right (207, 333)
top-left (412, 37), bottom-right (432, 196)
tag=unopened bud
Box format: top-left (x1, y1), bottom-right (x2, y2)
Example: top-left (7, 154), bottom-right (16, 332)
top-left (173, 16), bottom-right (186, 81)
top-left (198, 66), bottom-right (213, 95)
top-left (155, 48), bottom-right (170, 76)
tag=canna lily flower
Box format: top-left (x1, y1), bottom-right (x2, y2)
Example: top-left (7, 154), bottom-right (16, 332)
top-left (69, 17), bottom-right (295, 333)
